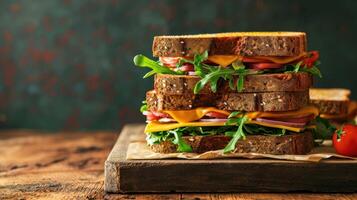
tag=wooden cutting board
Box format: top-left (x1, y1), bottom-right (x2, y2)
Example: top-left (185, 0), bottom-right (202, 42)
top-left (104, 124), bottom-right (357, 193)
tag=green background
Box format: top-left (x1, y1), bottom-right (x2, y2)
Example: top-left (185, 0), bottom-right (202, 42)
top-left (0, 0), bottom-right (356, 130)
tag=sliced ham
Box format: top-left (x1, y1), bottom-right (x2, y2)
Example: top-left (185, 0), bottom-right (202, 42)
top-left (159, 57), bottom-right (181, 67)
top-left (158, 118), bottom-right (177, 123)
top-left (205, 111), bottom-right (229, 118)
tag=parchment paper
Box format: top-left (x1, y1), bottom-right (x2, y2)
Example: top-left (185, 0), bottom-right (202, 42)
top-left (126, 140), bottom-right (356, 162)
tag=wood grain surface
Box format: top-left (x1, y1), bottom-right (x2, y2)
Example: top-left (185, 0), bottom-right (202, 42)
top-left (1, 127), bottom-right (357, 199)
top-left (105, 125), bottom-right (357, 193)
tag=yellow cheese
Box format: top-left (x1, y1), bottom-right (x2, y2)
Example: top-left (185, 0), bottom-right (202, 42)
top-left (145, 121), bottom-right (226, 133)
top-left (145, 120), bottom-right (304, 133)
top-left (207, 55), bottom-right (242, 67)
top-left (161, 106), bottom-right (319, 124)
top-left (207, 53), bottom-right (307, 67)
top-left (163, 107), bottom-right (230, 123)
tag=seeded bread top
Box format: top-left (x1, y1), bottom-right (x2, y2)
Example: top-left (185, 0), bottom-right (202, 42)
top-left (153, 32), bottom-right (307, 57)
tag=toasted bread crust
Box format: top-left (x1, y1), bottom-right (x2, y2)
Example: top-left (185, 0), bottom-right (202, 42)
top-left (309, 88), bottom-right (351, 115)
top-left (150, 132), bottom-right (313, 155)
top-left (310, 100), bottom-right (350, 115)
top-left (153, 32), bottom-right (307, 57)
top-left (155, 73), bottom-right (313, 95)
top-left (146, 90), bottom-right (309, 112)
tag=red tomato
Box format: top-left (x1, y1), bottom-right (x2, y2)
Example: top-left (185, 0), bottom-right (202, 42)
top-left (301, 51), bottom-right (319, 68)
top-left (249, 63), bottom-right (283, 70)
top-left (205, 112), bottom-right (229, 118)
top-left (159, 57), bottom-right (181, 67)
top-left (332, 124), bottom-right (357, 157)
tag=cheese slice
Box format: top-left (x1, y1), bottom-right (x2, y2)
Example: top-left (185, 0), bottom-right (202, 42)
top-left (145, 120), bottom-right (304, 133)
top-left (161, 106), bottom-right (319, 124)
top-left (145, 121), bottom-right (226, 133)
top-left (207, 55), bottom-right (242, 67)
top-left (207, 53), bottom-right (307, 67)
top-left (163, 107), bottom-right (230, 123)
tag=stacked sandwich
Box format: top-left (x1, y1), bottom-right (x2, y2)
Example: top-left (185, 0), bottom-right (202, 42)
top-left (134, 32), bottom-right (322, 154)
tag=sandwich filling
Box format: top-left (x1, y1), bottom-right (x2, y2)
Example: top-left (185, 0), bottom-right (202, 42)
top-left (141, 102), bottom-right (320, 153)
top-left (134, 51), bottom-right (321, 94)
top-left (135, 49), bottom-right (323, 153)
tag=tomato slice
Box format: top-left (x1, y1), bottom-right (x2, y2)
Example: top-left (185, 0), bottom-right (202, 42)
top-left (205, 111), bottom-right (229, 119)
top-left (301, 51), bottom-right (319, 68)
top-left (249, 63), bottom-right (284, 70)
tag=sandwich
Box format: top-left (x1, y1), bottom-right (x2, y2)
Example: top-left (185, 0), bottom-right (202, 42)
top-left (310, 88), bottom-right (357, 122)
top-left (134, 32), bottom-right (322, 154)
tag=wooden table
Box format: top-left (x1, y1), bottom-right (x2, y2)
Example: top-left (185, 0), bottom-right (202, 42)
top-left (1, 129), bottom-right (356, 200)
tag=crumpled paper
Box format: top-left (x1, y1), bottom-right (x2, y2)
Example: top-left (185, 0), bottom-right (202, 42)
top-left (126, 140), bottom-right (356, 162)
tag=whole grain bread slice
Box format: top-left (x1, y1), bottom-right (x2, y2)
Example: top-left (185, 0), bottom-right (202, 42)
top-left (155, 73), bottom-right (313, 95)
top-left (309, 88), bottom-right (351, 115)
top-left (153, 32), bottom-right (307, 57)
top-left (150, 131), bottom-right (313, 154)
top-left (146, 90), bottom-right (309, 112)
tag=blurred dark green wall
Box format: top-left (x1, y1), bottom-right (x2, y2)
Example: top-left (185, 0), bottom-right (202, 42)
top-left (0, 0), bottom-right (356, 130)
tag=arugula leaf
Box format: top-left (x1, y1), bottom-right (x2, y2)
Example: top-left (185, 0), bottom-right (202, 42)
top-left (223, 116), bottom-right (248, 153)
top-left (181, 51), bottom-right (252, 94)
top-left (133, 55), bottom-right (183, 78)
top-left (147, 128), bottom-right (193, 152)
top-left (293, 61), bottom-right (302, 72)
top-left (243, 124), bottom-right (287, 136)
top-left (300, 66), bottom-right (322, 78)
top-left (146, 131), bottom-right (171, 145)
top-left (187, 51), bottom-right (209, 78)
top-left (312, 116), bottom-right (336, 142)
top-left (232, 60), bottom-right (245, 70)
top-left (194, 67), bottom-right (234, 93)
top-left (193, 66), bottom-right (251, 94)
top-left (228, 76), bottom-right (235, 90)
top-left (170, 130), bottom-right (193, 152)
top-left (140, 101), bottom-right (147, 113)
top-left (177, 51), bottom-right (210, 78)
top-left (237, 74), bottom-right (245, 92)
top-left (284, 61), bottom-right (322, 78)
top-left (228, 111), bottom-right (242, 118)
